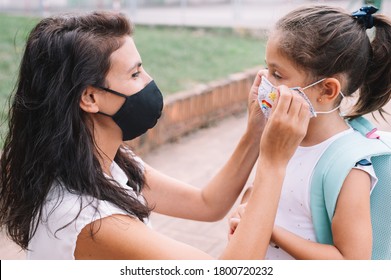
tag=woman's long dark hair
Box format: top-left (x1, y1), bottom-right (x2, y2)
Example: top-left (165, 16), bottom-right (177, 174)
top-left (0, 11), bottom-right (151, 250)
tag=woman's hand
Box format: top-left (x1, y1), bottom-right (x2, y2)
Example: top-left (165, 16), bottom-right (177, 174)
top-left (245, 69), bottom-right (268, 143)
top-left (259, 85), bottom-right (311, 165)
top-left (227, 85), bottom-right (311, 254)
top-left (228, 203), bottom-right (247, 240)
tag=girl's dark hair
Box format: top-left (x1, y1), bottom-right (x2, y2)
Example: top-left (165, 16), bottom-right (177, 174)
top-left (0, 11), bottom-right (151, 250)
top-left (273, 5), bottom-right (391, 119)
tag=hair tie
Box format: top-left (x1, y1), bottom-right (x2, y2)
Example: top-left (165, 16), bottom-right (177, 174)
top-left (352, 5), bottom-right (378, 29)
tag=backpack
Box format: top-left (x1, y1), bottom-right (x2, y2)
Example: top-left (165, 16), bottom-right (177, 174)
top-left (310, 116), bottom-right (391, 259)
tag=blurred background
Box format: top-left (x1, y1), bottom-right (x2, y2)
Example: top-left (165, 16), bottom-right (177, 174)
top-left (1, 1), bottom-right (390, 96)
top-left (0, 1), bottom-right (388, 17)
top-left (1, 1), bottom-right (390, 99)
top-left (1, 1), bottom-right (389, 29)
top-left (1, 0), bottom-right (390, 260)
top-left (1, 0), bottom-right (389, 135)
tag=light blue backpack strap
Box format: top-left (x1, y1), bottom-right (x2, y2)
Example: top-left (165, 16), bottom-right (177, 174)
top-left (348, 116), bottom-right (379, 138)
top-left (310, 117), bottom-right (391, 247)
top-left (370, 130), bottom-right (391, 259)
top-left (310, 131), bottom-right (376, 244)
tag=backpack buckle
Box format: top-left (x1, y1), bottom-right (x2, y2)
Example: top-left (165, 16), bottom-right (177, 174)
top-left (366, 128), bottom-right (380, 139)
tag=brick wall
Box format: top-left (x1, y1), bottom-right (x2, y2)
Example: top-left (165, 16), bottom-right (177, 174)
top-left (128, 67), bottom-right (258, 155)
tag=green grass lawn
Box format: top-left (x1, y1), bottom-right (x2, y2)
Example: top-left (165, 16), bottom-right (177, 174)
top-left (0, 15), bottom-right (40, 117)
top-left (134, 26), bottom-right (266, 95)
top-left (0, 13), bottom-right (266, 142)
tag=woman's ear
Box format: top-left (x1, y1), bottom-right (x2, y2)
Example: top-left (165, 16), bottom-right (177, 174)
top-left (319, 78), bottom-right (341, 102)
top-left (80, 86), bottom-right (100, 113)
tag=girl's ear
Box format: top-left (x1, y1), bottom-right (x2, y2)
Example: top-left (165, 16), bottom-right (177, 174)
top-left (80, 86), bottom-right (100, 113)
top-left (320, 78), bottom-right (342, 102)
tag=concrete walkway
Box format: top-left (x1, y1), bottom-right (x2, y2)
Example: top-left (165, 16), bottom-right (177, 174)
top-left (1, 0), bottom-right (391, 260)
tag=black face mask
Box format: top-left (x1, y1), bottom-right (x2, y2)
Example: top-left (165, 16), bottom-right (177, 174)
top-left (98, 80), bottom-right (164, 141)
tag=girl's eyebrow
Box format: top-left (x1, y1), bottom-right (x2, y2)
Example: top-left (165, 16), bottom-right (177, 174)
top-left (264, 59), bottom-right (280, 69)
top-left (267, 62), bottom-right (279, 69)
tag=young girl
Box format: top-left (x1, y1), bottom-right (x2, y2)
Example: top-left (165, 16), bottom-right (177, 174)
top-left (0, 11), bottom-right (309, 259)
top-left (230, 5), bottom-right (391, 259)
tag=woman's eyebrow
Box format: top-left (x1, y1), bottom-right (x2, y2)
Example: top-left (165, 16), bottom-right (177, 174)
top-left (126, 62), bottom-right (142, 73)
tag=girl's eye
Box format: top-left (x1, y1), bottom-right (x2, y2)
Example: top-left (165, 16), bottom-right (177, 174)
top-left (272, 72), bottom-right (283, 80)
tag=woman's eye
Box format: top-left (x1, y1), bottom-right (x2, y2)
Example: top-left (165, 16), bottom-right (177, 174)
top-left (131, 71), bottom-right (140, 78)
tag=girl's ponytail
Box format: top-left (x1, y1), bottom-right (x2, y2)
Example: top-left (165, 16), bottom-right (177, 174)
top-left (352, 14), bottom-right (391, 119)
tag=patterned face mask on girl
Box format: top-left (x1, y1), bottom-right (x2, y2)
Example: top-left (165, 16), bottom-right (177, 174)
top-left (257, 76), bottom-right (344, 118)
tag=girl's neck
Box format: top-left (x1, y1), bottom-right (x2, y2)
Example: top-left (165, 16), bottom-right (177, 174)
top-left (301, 112), bottom-right (350, 147)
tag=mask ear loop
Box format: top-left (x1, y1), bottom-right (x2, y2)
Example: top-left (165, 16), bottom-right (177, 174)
top-left (316, 92), bottom-right (345, 114)
top-left (98, 86), bottom-right (128, 98)
top-left (95, 86), bottom-right (128, 117)
top-left (301, 78), bottom-right (326, 91)
top-left (301, 78), bottom-right (345, 115)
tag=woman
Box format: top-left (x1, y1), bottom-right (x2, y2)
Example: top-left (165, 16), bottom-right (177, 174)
top-left (0, 11), bottom-right (309, 259)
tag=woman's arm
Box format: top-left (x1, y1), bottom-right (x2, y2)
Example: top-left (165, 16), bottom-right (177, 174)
top-left (75, 214), bottom-right (213, 260)
top-left (143, 70), bottom-right (267, 221)
top-left (221, 86), bottom-right (311, 259)
top-left (75, 157), bottom-right (283, 260)
top-left (75, 85), bottom-right (311, 259)
top-left (74, 160), bottom-right (288, 260)
top-left (271, 168), bottom-right (372, 259)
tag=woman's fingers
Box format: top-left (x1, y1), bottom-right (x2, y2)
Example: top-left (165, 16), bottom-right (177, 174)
top-left (271, 85), bottom-right (311, 118)
top-left (249, 68), bottom-right (269, 102)
top-left (227, 203), bottom-right (247, 240)
top-left (260, 86), bottom-right (310, 164)
top-left (270, 85), bottom-right (290, 116)
top-left (251, 69), bottom-right (268, 91)
top-left (228, 217), bottom-right (240, 240)
top-left (247, 69), bottom-right (268, 140)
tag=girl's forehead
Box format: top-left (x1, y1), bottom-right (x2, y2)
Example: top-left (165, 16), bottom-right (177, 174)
top-left (265, 38), bottom-right (290, 66)
top-left (265, 37), bottom-right (309, 82)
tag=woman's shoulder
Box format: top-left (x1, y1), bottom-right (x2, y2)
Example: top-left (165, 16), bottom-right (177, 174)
top-left (44, 182), bottom-right (131, 228)
top-left (27, 182), bottom-right (131, 259)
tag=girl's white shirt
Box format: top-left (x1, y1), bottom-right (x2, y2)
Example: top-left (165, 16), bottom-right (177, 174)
top-left (266, 128), bottom-right (378, 259)
top-left (27, 157), bottom-right (148, 260)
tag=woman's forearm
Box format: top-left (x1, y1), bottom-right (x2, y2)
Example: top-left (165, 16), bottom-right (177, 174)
top-left (200, 130), bottom-right (260, 220)
top-left (220, 156), bottom-right (286, 259)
